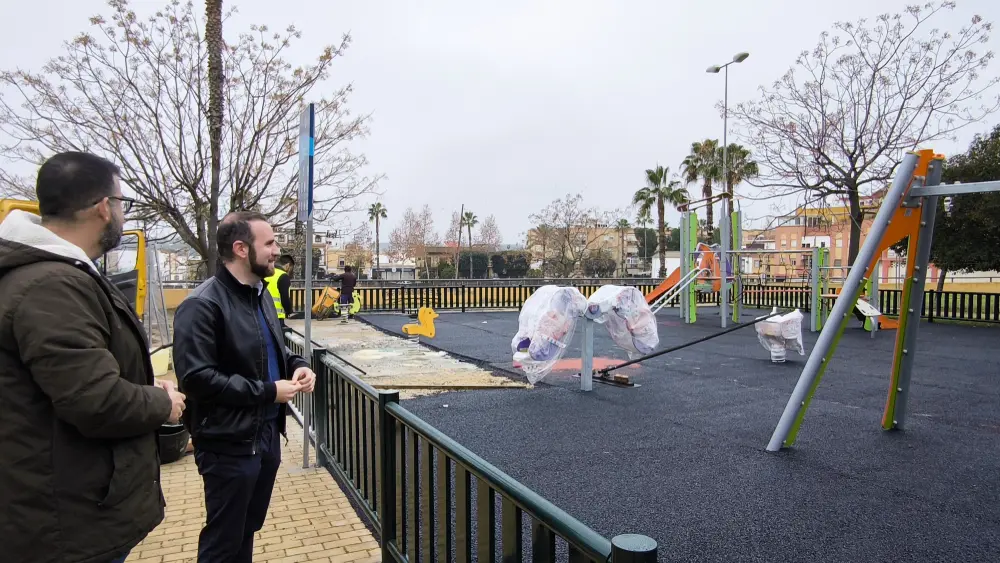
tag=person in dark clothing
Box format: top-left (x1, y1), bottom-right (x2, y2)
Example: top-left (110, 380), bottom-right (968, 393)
top-left (330, 265), bottom-right (358, 319)
top-left (172, 211), bottom-right (316, 563)
top-left (0, 151), bottom-right (186, 563)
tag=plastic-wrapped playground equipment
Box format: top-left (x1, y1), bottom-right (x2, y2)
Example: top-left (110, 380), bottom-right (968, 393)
top-left (584, 285), bottom-right (659, 358)
top-left (511, 285), bottom-right (589, 383)
top-left (754, 307), bottom-right (805, 363)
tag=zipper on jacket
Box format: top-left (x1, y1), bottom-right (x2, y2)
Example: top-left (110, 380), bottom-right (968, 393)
top-left (251, 289), bottom-right (264, 456)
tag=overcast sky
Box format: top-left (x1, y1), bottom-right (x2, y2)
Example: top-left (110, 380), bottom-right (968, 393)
top-left (1, 0), bottom-right (997, 245)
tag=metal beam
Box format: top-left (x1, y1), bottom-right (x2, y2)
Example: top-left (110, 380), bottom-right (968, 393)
top-left (882, 159), bottom-right (944, 429)
top-left (726, 249), bottom-right (818, 254)
top-left (907, 180), bottom-right (1000, 198)
top-left (766, 150), bottom-right (921, 452)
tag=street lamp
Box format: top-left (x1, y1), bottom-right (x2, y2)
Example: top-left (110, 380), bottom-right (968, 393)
top-left (707, 51), bottom-right (749, 328)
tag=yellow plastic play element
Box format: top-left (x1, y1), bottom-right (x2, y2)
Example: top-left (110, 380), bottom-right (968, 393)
top-left (312, 287), bottom-right (363, 319)
top-left (402, 307), bottom-right (439, 338)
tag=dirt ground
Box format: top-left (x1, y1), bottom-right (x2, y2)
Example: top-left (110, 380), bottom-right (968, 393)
top-left (285, 318), bottom-right (527, 399)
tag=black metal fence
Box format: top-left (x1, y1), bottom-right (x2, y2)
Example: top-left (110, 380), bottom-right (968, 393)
top-left (283, 329), bottom-right (658, 563)
top-left (288, 282), bottom-right (1000, 324)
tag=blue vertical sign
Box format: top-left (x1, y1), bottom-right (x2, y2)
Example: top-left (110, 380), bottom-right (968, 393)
top-left (297, 103), bottom-right (315, 222)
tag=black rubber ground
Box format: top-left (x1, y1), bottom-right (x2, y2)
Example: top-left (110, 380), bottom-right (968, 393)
top-left (360, 307), bottom-right (1000, 563)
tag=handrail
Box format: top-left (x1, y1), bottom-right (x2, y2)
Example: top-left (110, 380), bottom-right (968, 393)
top-left (650, 267), bottom-right (709, 313)
top-left (385, 401), bottom-right (614, 563)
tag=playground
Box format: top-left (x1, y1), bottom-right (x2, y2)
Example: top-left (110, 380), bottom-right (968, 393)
top-left (360, 307), bottom-right (1000, 562)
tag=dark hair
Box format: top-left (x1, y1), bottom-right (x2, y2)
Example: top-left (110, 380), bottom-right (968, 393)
top-left (278, 254), bottom-right (294, 267)
top-left (36, 151), bottom-right (121, 219)
top-left (344, 265), bottom-right (353, 273)
top-left (217, 211), bottom-right (268, 262)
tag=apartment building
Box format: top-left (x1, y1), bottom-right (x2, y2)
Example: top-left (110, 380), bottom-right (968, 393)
top-left (525, 223), bottom-right (642, 276)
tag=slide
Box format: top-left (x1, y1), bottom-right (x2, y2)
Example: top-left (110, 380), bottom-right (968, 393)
top-left (644, 268), bottom-right (681, 305)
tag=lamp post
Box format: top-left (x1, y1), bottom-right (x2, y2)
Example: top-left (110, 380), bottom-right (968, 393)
top-left (707, 51), bottom-right (749, 328)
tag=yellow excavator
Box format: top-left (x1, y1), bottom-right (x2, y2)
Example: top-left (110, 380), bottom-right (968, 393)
top-left (0, 198), bottom-right (149, 317)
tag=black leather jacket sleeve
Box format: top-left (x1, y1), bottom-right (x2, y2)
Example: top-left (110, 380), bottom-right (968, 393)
top-left (173, 295), bottom-right (278, 406)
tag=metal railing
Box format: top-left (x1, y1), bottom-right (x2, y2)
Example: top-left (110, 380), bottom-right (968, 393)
top-left (282, 328), bottom-right (658, 563)
top-left (285, 282), bottom-right (1000, 324)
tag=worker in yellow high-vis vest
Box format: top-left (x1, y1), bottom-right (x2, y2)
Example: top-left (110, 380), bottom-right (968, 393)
top-left (264, 255), bottom-right (294, 328)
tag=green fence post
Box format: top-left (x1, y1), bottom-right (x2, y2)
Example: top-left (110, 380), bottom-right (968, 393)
top-left (611, 534), bottom-right (658, 563)
top-left (311, 348), bottom-right (328, 468)
top-left (378, 391), bottom-right (399, 562)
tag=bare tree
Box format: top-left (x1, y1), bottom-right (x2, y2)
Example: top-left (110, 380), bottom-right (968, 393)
top-left (528, 193), bottom-right (612, 277)
top-left (387, 205), bottom-right (440, 277)
top-left (0, 0), bottom-right (382, 271)
top-left (728, 1), bottom-right (999, 265)
top-left (344, 223), bottom-right (374, 274)
top-left (443, 211), bottom-right (463, 246)
top-left (475, 214), bottom-right (504, 251)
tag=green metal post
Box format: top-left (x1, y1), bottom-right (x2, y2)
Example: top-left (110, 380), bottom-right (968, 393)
top-left (378, 391), bottom-right (399, 562)
top-left (611, 534), bottom-right (658, 563)
top-left (688, 211), bottom-right (699, 324)
top-left (732, 210), bottom-right (742, 323)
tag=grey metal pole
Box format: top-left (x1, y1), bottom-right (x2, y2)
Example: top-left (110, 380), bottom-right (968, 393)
top-left (720, 66), bottom-right (729, 329)
top-left (303, 214), bottom-right (313, 468)
top-left (581, 318), bottom-right (594, 392)
top-left (766, 151), bottom-right (920, 452)
top-left (887, 159), bottom-right (943, 429)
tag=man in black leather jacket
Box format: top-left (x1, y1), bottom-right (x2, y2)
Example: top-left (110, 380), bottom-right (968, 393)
top-left (173, 211), bottom-right (316, 563)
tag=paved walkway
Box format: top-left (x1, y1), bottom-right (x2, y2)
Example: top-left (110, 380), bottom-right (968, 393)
top-left (128, 420), bottom-right (380, 563)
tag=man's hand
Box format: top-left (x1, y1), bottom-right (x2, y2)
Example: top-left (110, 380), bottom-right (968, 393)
top-left (291, 367), bottom-right (317, 394)
top-left (154, 379), bottom-right (177, 393)
top-left (274, 380), bottom-right (303, 403)
top-left (166, 389), bottom-right (187, 424)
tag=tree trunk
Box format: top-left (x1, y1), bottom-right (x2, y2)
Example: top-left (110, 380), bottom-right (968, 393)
top-left (936, 268), bottom-right (948, 291)
top-left (205, 0), bottom-right (224, 271)
top-left (847, 185), bottom-right (863, 266)
top-left (374, 218), bottom-right (380, 279)
top-left (702, 178), bottom-right (713, 241)
top-left (657, 198), bottom-right (667, 278)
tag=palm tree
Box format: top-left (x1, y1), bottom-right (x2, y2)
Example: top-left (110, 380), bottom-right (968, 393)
top-left (632, 165), bottom-right (690, 277)
top-left (716, 143), bottom-right (759, 197)
top-left (205, 0), bottom-right (224, 270)
top-left (635, 208), bottom-right (653, 272)
top-left (368, 202), bottom-right (387, 278)
top-left (681, 139), bottom-right (720, 239)
top-left (614, 218), bottom-right (631, 275)
top-left (462, 211), bottom-right (479, 278)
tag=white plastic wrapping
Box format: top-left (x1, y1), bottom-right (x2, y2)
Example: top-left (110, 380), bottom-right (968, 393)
top-left (511, 285), bottom-right (589, 383)
top-left (754, 307), bottom-right (805, 363)
top-left (584, 285), bottom-right (659, 358)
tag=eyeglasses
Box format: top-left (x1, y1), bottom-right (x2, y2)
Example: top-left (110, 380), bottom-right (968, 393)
top-left (106, 196), bottom-right (135, 214)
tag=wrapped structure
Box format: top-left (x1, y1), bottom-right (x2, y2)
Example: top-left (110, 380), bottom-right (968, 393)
top-left (584, 285), bottom-right (659, 358)
top-left (754, 307), bottom-right (805, 363)
top-left (511, 286), bottom-right (588, 382)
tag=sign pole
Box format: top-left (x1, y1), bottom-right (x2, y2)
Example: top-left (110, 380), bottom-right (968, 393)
top-left (298, 103), bottom-right (315, 468)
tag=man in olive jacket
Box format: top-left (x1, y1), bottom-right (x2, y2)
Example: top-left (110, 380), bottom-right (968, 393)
top-left (0, 152), bottom-right (187, 563)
